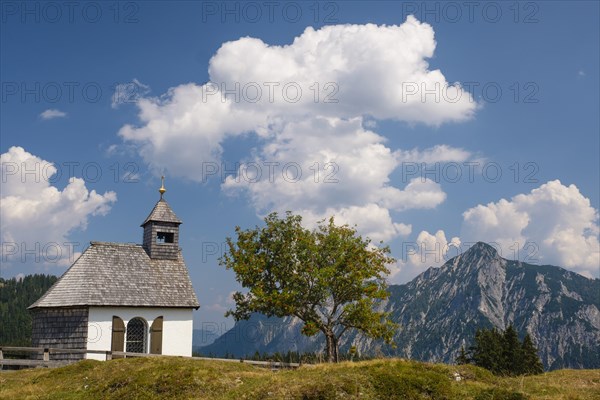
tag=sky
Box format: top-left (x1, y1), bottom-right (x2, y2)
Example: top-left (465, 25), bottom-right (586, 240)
top-left (1, 1), bottom-right (599, 331)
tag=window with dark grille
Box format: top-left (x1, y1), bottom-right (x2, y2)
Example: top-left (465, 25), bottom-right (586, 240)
top-left (156, 232), bottom-right (174, 244)
top-left (126, 318), bottom-right (147, 353)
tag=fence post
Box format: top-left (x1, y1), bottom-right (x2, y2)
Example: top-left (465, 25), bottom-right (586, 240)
top-left (106, 351), bottom-right (112, 361)
top-left (43, 348), bottom-right (50, 361)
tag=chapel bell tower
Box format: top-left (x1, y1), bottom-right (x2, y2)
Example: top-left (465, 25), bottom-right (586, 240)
top-left (141, 177), bottom-right (182, 260)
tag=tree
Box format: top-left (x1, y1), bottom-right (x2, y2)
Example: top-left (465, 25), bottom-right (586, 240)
top-left (521, 334), bottom-right (544, 375)
top-left (220, 212), bottom-right (397, 362)
top-left (0, 274), bottom-right (58, 346)
top-left (471, 328), bottom-right (503, 373)
top-left (467, 326), bottom-right (544, 376)
top-left (456, 345), bottom-right (470, 365)
top-left (502, 324), bottom-right (523, 375)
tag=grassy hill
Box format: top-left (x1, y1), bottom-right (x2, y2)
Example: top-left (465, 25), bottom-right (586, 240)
top-left (1, 357), bottom-right (598, 399)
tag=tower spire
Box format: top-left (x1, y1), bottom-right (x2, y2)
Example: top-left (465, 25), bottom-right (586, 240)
top-left (143, 177), bottom-right (181, 259)
top-left (159, 176), bottom-right (166, 199)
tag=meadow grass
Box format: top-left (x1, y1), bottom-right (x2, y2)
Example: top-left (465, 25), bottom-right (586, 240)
top-left (1, 357), bottom-right (598, 399)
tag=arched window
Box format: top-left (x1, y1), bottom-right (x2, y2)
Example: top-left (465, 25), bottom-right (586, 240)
top-left (126, 317), bottom-right (147, 353)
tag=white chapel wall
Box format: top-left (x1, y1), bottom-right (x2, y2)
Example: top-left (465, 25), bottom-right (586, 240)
top-left (86, 306), bottom-right (194, 360)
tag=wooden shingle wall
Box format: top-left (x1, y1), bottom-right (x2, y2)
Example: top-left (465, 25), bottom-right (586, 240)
top-left (31, 307), bottom-right (89, 361)
top-left (143, 222), bottom-right (180, 260)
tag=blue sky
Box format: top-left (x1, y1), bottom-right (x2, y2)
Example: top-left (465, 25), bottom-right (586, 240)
top-left (1, 1), bottom-right (599, 330)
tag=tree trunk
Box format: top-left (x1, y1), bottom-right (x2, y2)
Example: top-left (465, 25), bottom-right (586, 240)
top-left (333, 336), bottom-right (339, 363)
top-left (324, 332), bottom-right (340, 363)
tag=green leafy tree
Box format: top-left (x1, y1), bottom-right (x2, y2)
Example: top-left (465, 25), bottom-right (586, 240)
top-left (220, 212), bottom-right (397, 362)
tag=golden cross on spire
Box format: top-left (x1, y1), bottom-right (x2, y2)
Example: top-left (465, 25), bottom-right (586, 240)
top-left (159, 176), bottom-right (166, 198)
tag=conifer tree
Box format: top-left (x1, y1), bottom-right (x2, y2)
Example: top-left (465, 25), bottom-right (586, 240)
top-left (502, 324), bottom-right (523, 375)
top-left (0, 274), bottom-right (58, 346)
top-left (471, 328), bottom-right (503, 373)
top-left (466, 326), bottom-right (544, 376)
top-left (456, 345), bottom-right (470, 365)
top-left (521, 334), bottom-right (544, 375)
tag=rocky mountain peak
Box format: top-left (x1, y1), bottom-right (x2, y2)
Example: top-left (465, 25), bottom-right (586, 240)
top-left (443, 242), bottom-right (504, 278)
top-left (463, 241), bottom-right (500, 259)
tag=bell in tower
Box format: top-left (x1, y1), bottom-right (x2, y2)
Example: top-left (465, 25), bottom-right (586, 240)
top-left (141, 177), bottom-right (182, 260)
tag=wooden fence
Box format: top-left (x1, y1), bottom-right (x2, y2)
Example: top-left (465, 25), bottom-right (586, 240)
top-left (0, 346), bottom-right (300, 370)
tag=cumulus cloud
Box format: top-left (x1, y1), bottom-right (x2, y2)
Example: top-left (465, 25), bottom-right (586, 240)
top-left (203, 291), bottom-right (236, 313)
top-left (119, 16), bottom-right (478, 242)
top-left (390, 229), bottom-right (461, 282)
top-left (300, 204), bottom-right (413, 244)
top-left (111, 78), bottom-right (151, 109)
top-left (0, 147), bottom-right (117, 270)
top-left (119, 83), bottom-right (265, 176)
top-left (208, 16), bottom-right (476, 124)
top-left (461, 180), bottom-right (599, 277)
top-left (222, 116), bottom-right (448, 241)
top-left (39, 109), bottom-right (67, 120)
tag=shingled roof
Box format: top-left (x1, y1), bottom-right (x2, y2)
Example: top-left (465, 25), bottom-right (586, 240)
top-left (29, 242), bottom-right (199, 309)
top-left (141, 198), bottom-right (182, 226)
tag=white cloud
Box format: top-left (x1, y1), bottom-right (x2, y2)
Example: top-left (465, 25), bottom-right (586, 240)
top-left (461, 180), bottom-right (599, 277)
top-left (390, 229), bottom-right (461, 282)
top-left (119, 16), bottom-right (478, 242)
top-left (396, 144), bottom-right (473, 164)
top-left (208, 16), bottom-right (477, 124)
top-left (203, 291), bottom-right (236, 313)
top-left (111, 78), bottom-right (151, 109)
top-left (301, 204), bottom-right (413, 244)
top-left (222, 116), bottom-right (448, 241)
top-left (39, 109), bottom-right (67, 120)
top-left (118, 83), bottom-right (265, 176)
top-left (379, 178), bottom-right (447, 211)
top-left (0, 147), bottom-right (117, 270)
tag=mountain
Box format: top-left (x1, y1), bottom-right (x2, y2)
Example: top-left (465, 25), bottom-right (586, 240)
top-left (192, 329), bottom-right (220, 353)
top-left (199, 242), bottom-right (600, 370)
